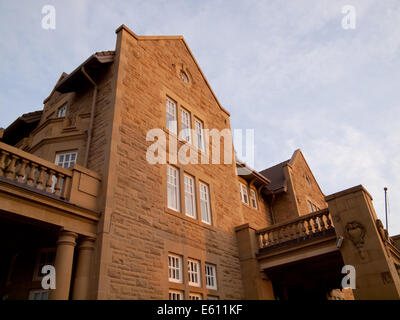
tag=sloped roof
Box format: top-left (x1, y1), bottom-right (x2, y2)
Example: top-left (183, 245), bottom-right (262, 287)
top-left (259, 160), bottom-right (289, 193)
top-left (55, 51), bottom-right (115, 93)
top-left (2, 110), bottom-right (43, 145)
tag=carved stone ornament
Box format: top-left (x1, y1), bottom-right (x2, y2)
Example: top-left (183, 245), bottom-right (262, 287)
top-left (345, 221), bottom-right (367, 259)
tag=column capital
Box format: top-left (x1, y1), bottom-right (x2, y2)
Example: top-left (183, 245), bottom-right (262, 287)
top-left (56, 230), bottom-right (78, 247)
top-left (78, 237), bottom-right (96, 250)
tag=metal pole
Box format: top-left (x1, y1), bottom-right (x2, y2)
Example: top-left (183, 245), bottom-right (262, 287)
top-left (384, 187), bottom-right (388, 232)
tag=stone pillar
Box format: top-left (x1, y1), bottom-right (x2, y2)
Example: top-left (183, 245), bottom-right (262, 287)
top-left (326, 185), bottom-right (400, 300)
top-left (235, 223), bottom-right (275, 299)
top-left (49, 230), bottom-right (78, 300)
top-left (72, 237), bottom-right (96, 300)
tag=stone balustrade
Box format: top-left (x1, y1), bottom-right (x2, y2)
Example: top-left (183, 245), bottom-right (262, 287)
top-left (256, 209), bottom-right (334, 249)
top-left (0, 142), bottom-right (101, 212)
top-left (0, 142), bottom-right (72, 198)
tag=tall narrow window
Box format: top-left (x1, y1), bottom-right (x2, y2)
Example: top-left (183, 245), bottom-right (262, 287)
top-left (194, 119), bottom-right (205, 152)
top-left (187, 259), bottom-right (201, 287)
top-left (239, 183), bottom-right (249, 205)
top-left (33, 248), bottom-right (56, 281)
top-left (55, 151), bottom-right (77, 169)
top-left (205, 263), bottom-right (217, 290)
top-left (167, 166), bottom-right (180, 212)
top-left (180, 109), bottom-right (192, 143)
top-left (166, 98), bottom-right (177, 134)
top-left (184, 175), bottom-right (196, 219)
top-left (199, 182), bottom-right (211, 224)
top-left (168, 254), bottom-right (183, 283)
top-left (57, 103), bottom-right (67, 118)
top-left (169, 290), bottom-right (183, 300)
top-left (250, 189), bottom-right (258, 209)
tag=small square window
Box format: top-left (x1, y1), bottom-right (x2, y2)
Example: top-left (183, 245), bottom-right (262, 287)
top-left (187, 259), bottom-right (201, 287)
top-left (29, 289), bottom-right (49, 300)
top-left (55, 151), bottom-right (77, 169)
top-left (57, 104), bottom-right (67, 118)
top-left (169, 289), bottom-right (183, 300)
top-left (205, 263), bottom-right (217, 290)
top-left (168, 254), bottom-right (183, 283)
top-left (189, 292), bottom-right (202, 300)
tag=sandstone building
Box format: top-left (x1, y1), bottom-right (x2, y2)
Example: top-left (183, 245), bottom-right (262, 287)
top-left (0, 25), bottom-right (399, 300)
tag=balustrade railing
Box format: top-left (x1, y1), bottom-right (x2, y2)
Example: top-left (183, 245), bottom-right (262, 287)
top-left (0, 142), bottom-right (72, 199)
top-left (256, 209), bottom-right (334, 249)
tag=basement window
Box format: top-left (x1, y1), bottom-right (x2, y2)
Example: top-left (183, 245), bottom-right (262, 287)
top-left (169, 289), bottom-right (183, 300)
top-left (189, 293), bottom-right (202, 300)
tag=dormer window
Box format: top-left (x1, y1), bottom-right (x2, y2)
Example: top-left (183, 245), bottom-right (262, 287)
top-left (57, 104), bottom-right (67, 118)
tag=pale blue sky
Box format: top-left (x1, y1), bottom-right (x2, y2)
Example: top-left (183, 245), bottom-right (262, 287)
top-left (1, 0), bottom-right (399, 234)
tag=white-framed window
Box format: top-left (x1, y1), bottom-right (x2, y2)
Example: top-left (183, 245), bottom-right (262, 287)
top-left (250, 189), bottom-right (258, 209)
top-left (169, 289), bottom-right (183, 300)
top-left (308, 200), bottom-right (319, 213)
top-left (187, 259), bottom-right (201, 287)
top-left (184, 175), bottom-right (197, 219)
top-left (57, 103), bottom-right (67, 118)
top-left (168, 254), bottom-right (183, 283)
top-left (189, 293), bottom-right (202, 300)
top-left (33, 248), bottom-right (56, 281)
top-left (55, 151), bottom-right (77, 169)
top-left (207, 295), bottom-right (219, 300)
top-left (194, 119), bottom-right (205, 152)
top-left (199, 182), bottom-right (211, 225)
top-left (205, 263), bottom-right (217, 290)
top-left (167, 166), bottom-right (180, 212)
top-left (166, 98), bottom-right (177, 135)
top-left (28, 289), bottom-right (49, 300)
top-left (239, 183), bottom-right (249, 205)
top-left (180, 108), bottom-right (192, 143)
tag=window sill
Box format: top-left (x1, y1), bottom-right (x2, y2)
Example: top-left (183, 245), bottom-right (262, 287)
top-left (165, 207), bottom-right (216, 232)
top-left (241, 201), bottom-right (259, 211)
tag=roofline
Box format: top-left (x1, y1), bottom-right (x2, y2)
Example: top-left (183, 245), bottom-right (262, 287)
top-left (115, 24), bottom-right (230, 117)
top-left (54, 52), bottom-right (114, 93)
top-left (236, 158), bottom-right (271, 185)
top-left (289, 148), bottom-right (325, 196)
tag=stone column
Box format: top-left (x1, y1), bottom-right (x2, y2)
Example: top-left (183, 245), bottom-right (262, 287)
top-left (49, 230), bottom-right (78, 300)
top-left (72, 237), bottom-right (96, 300)
top-left (235, 223), bottom-right (275, 299)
